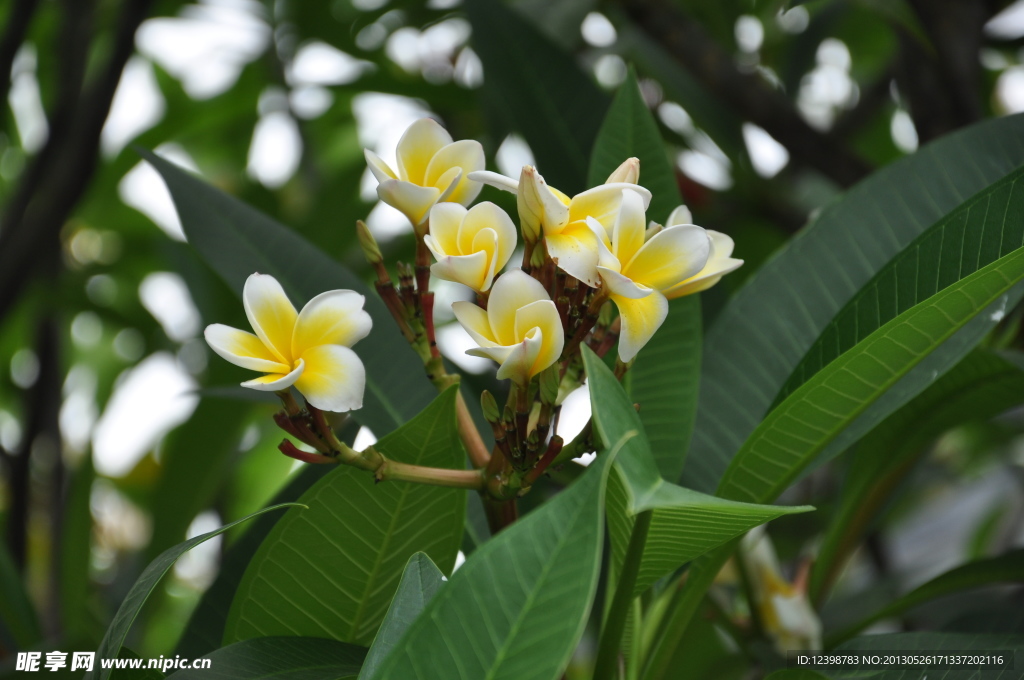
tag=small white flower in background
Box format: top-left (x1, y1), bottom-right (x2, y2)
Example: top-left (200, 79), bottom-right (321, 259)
top-left (204, 273), bottom-right (370, 412)
top-left (364, 117), bottom-right (485, 226)
top-left (470, 162), bottom-right (651, 286)
top-left (740, 526), bottom-right (822, 654)
top-left (661, 205), bottom-right (744, 299)
top-left (591, 191), bottom-right (712, 362)
top-left (452, 269), bottom-right (563, 385)
top-left (425, 201), bottom-right (517, 292)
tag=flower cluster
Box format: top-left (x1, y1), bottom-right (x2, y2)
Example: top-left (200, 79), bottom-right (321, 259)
top-left (201, 116), bottom-right (742, 497)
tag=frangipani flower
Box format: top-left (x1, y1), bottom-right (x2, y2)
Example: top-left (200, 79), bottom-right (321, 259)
top-left (469, 165), bottom-right (652, 287)
top-left (741, 527), bottom-right (821, 653)
top-left (452, 269), bottom-right (564, 385)
top-left (364, 118), bottom-right (485, 227)
top-left (661, 205), bottom-right (744, 299)
top-left (424, 202), bottom-right (517, 292)
top-left (591, 190), bottom-right (710, 362)
top-left (204, 274), bottom-right (371, 412)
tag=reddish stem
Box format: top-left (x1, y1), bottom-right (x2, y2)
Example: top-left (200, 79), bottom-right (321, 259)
top-left (279, 439), bottom-right (337, 464)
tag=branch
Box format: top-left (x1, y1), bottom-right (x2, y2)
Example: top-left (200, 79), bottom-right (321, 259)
top-left (0, 0), bottom-right (156, 322)
top-left (0, 0), bottom-right (42, 118)
top-left (619, 0), bottom-right (872, 188)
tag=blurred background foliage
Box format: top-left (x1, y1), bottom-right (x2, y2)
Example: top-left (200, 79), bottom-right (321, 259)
top-left (2, 0), bottom-right (1024, 669)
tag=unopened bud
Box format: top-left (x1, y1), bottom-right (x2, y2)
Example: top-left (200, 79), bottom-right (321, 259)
top-left (356, 220), bottom-right (382, 264)
top-left (481, 390), bottom-right (500, 423)
top-left (539, 366), bottom-right (559, 404)
top-left (517, 166), bottom-right (544, 243)
top-left (605, 157), bottom-right (640, 184)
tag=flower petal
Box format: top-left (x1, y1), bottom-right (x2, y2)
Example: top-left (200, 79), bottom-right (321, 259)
top-left (241, 358), bottom-right (305, 391)
top-left (605, 157), bottom-right (640, 184)
top-left (623, 224), bottom-right (711, 292)
top-left (294, 345), bottom-right (366, 412)
top-left (292, 289), bottom-right (371, 359)
top-left (666, 204), bottom-right (693, 227)
top-left (467, 170), bottom-right (519, 193)
top-left (426, 202), bottom-right (466, 256)
top-left (467, 343), bottom-right (516, 366)
top-left (598, 266), bottom-right (652, 299)
top-left (395, 118), bottom-right (452, 185)
top-left (376, 179), bottom-right (441, 226)
top-left (430, 250), bottom-right (491, 292)
top-left (611, 188), bottom-right (648, 267)
top-left (513, 300), bottom-right (564, 375)
top-left (486, 269), bottom-right (550, 345)
top-left (462, 202), bottom-right (517, 269)
top-left (205, 324), bottom-right (289, 373)
top-left (664, 230), bottom-right (744, 299)
top-left (516, 166), bottom-right (569, 241)
top-left (546, 225), bottom-right (601, 287)
top-left (614, 290), bottom-right (669, 363)
top-left (426, 140), bottom-right (485, 206)
top-left (494, 328), bottom-right (544, 384)
top-left (243, 273), bottom-right (298, 364)
top-left (364, 149), bottom-right (397, 183)
top-left (433, 167), bottom-right (463, 203)
top-left (568, 182), bottom-right (652, 230)
top-left (453, 300), bottom-right (497, 347)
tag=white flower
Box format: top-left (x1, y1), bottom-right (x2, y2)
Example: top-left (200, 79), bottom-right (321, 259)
top-left (425, 202), bottom-right (517, 292)
top-left (452, 270), bottom-right (564, 385)
top-left (204, 274), bottom-right (370, 412)
top-left (591, 190), bottom-right (711, 362)
top-left (364, 118), bottom-right (485, 226)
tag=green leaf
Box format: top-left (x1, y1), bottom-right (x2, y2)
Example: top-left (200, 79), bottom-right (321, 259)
top-left (687, 114), bottom-right (1024, 493)
top-left (582, 347), bottom-right (811, 597)
top-left (140, 149), bottom-right (436, 437)
top-left (225, 388), bottom-right (466, 646)
top-left (624, 296), bottom-right (702, 481)
top-left (587, 69), bottom-right (681, 223)
top-left (810, 349), bottom-right (1024, 601)
top-left (60, 452), bottom-right (95, 644)
top-left (464, 0), bottom-right (607, 193)
top-left (828, 549), bottom-right (1024, 646)
top-left (84, 504), bottom-right (300, 680)
top-left (764, 672), bottom-right (830, 680)
top-left (0, 536), bottom-right (40, 650)
top-left (176, 465), bottom-right (335, 658)
top-left (168, 637), bottom-right (366, 679)
top-left (774, 164), bottom-right (1024, 408)
top-left (587, 71), bottom-right (701, 481)
top-left (357, 553), bottom-right (444, 680)
top-left (717, 245), bottom-right (1024, 506)
top-left (367, 435), bottom-right (622, 680)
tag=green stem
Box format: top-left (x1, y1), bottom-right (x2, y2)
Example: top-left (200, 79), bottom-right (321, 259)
top-left (376, 459), bottom-right (486, 490)
top-left (640, 540), bottom-right (737, 680)
top-left (594, 509), bottom-right (653, 680)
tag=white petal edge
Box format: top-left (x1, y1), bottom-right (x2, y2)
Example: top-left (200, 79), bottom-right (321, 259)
top-left (205, 324), bottom-right (289, 373)
top-left (241, 358), bottom-right (305, 391)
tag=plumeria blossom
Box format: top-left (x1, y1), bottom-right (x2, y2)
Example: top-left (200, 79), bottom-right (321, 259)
top-left (659, 205), bottom-right (749, 299)
top-left (741, 527), bottom-right (822, 653)
top-left (204, 274), bottom-right (371, 412)
top-left (452, 270), bottom-right (564, 385)
top-left (591, 190), bottom-right (711, 362)
top-left (364, 118), bottom-right (485, 227)
top-left (424, 201), bottom-right (517, 292)
top-left (469, 164), bottom-right (652, 287)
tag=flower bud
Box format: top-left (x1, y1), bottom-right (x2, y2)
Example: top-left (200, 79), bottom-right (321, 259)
top-left (480, 390), bottom-right (500, 423)
top-left (644, 221), bottom-right (664, 242)
top-left (605, 157), bottom-right (640, 184)
top-left (356, 220), bottom-right (382, 265)
top-left (516, 166), bottom-right (546, 244)
top-left (539, 366), bottom-right (560, 404)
